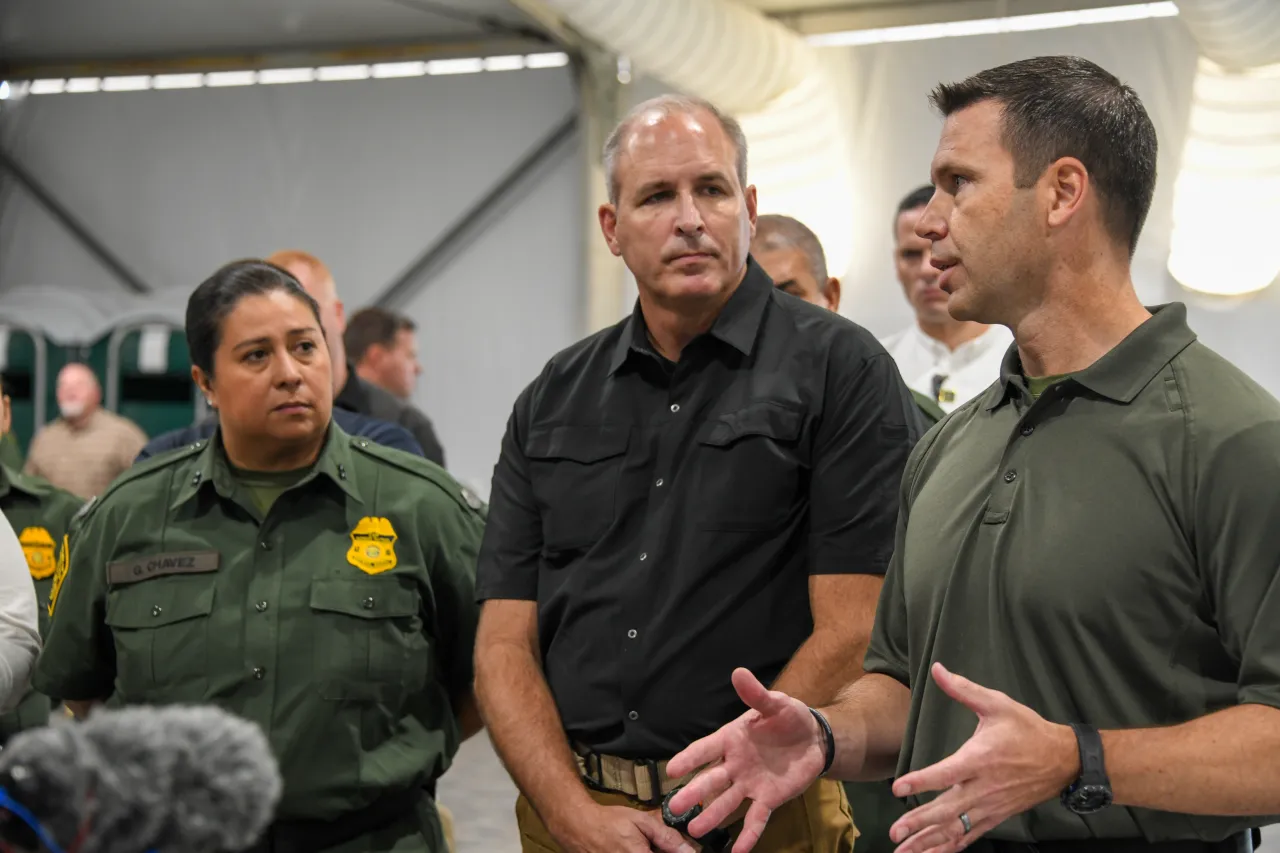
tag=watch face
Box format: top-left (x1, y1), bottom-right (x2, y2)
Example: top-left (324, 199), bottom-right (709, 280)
top-left (1066, 784), bottom-right (1114, 815)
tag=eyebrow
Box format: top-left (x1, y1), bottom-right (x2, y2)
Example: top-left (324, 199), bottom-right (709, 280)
top-left (633, 171), bottom-right (732, 199)
top-left (233, 327), bottom-right (318, 350)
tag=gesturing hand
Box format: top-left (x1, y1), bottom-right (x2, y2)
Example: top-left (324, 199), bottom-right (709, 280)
top-left (665, 668), bottom-right (827, 853)
top-left (887, 663), bottom-right (1079, 853)
top-left (557, 804), bottom-right (698, 853)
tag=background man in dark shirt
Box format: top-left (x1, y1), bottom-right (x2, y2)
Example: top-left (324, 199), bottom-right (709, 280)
top-left (474, 93), bottom-right (919, 853)
top-left (345, 306), bottom-right (424, 402)
top-left (266, 250), bottom-right (448, 468)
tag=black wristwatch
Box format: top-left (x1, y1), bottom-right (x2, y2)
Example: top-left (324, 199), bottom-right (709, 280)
top-left (1060, 723), bottom-right (1113, 815)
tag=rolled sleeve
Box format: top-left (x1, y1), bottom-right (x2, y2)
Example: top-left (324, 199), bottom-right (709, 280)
top-left (32, 507), bottom-right (114, 702)
top-left (0, 511), bottom-right (40, 712)
top-left (474, 388), bottom-right (543, 602)
top-left (809, 349), bottom-right (920, 576)
top-left (1194, 417), bottom-right (1280, 709)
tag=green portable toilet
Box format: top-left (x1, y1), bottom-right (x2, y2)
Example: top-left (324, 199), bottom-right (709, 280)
top-left (0, 325), bottom-right (50, 456)
top-left (105, 324), bottom-right (202, 438)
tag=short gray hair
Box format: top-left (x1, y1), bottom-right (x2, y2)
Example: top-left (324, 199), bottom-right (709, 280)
top-left (603, 94), bottom-right (749, 205)
top-left (752, 214), bottom-right (829, 286)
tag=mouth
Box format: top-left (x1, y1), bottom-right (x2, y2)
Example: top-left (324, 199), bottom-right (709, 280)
top-left (931, 258), bottom-right (960, 293)
top-left (668, 251), bottom-right (717, 265)
top-left (273, 402), bottom-right (313, 414)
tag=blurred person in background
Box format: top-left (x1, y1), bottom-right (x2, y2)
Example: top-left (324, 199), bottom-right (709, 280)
top-left (752, 214), bottom-right (945, 429)
top-left (36, 259), bottom-right (484, 853)
top-left (475, 93), bottom-right (920, 853)
top-left (345, 307), bottom-right (423, 402)
top-left (881, 185), bottom-right (1012, 413)
top-left (267, 250), bottom-right (447, 468)
top-left (24, 362), bottom-right (147, 499)
top-left (0, 372), bottom-right (83, 741)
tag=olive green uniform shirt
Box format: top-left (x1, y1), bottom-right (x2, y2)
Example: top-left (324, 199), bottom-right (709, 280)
top-left (0, 434), bottom-right (23, 471)
top-left (35, 424), bottom-right (483, 851)
top-left (864, 304), bottom-right (1280, 843)
top-left (0, 463), bottom-right (81, 738)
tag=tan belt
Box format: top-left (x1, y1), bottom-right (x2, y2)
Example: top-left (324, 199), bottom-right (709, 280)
top-left (574, 746), bottom-right (695, 805)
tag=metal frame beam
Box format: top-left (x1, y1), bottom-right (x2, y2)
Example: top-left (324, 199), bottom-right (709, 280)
top-left (0, 145), bottom-right (151, 294)
top-left (373, 111), bottom-right (579, 309)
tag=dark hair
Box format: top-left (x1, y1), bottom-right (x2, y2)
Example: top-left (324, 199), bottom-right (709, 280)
top-left (343, 307), bottom-right (416, 363)
top-left (929, 55), bottom-right (1157, 256)
top-left (894, 185), bottom-right (936, 233)
top-left (753, 214), bottom-right (830, 286)
top-left (186, 259), bottom-right (323, 377)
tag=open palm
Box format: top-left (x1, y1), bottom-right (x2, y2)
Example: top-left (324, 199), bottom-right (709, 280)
top-left (666, 668), bottom-right (827, 852)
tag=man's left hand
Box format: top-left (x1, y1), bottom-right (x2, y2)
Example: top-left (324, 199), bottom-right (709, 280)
top-left (886, 663), bottom-right (1080, 853)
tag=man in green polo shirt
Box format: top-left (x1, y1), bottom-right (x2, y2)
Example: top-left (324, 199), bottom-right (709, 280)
top-left (662, 55), bottom-right (1280, 853)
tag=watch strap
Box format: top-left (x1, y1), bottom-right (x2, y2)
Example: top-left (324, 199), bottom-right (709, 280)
top-left (1070, 722), bottom-right (1108, 786)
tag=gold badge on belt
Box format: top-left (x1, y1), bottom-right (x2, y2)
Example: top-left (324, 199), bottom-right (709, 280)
top-left (347, 517), bottom-right (398, 575)
top-left (19, 527), bottom-right (57, 580)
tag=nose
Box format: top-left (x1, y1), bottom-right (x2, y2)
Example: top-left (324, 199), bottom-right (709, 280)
top-left (914, 193), bottom-right (948, 243)
top-left (273, 349), bottom-right (304, 387)
top-left (674, 191), bottom-right (705, 237)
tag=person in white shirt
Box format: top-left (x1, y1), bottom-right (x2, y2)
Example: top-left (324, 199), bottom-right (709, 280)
top-left (0, 510), bottom-right (40, 713)
top-left (880, 185), bottom-right (1013, 412)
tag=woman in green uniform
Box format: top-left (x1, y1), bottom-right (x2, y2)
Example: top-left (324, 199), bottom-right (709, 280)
top-left (0, 372), bottom-right (84, 741)
top-left (35, 260), bottom-right (484, 853)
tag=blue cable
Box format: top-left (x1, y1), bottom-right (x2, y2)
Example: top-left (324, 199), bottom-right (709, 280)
top-left (0, 787), bottom-right (156, 853)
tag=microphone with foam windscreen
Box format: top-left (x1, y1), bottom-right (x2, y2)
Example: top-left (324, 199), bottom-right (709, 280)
top-left (0, 704), bottom-right (283, 853)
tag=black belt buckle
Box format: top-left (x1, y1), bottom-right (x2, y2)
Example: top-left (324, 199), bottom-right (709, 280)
top-left (662, 786), bottom-right (732, 852)
top-left (579, 749), bottom-right (607, 793)
top-left (636, 758), bottom-right (663, 807)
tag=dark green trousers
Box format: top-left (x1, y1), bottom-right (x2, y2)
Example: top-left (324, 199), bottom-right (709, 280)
top-left (844, 780), bottom-right (907, 853)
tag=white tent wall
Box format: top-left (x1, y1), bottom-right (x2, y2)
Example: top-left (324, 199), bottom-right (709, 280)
top-left (820, 15), bottom-right (1280, 396)
top-left (0, 65), bottom-right (583, 497)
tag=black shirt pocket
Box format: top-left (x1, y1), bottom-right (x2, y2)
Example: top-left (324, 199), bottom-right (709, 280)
top-left (695, 402), bottom-right (806, 531)
top-left (105, 579), bottom-right (215, 702)
top-left (526, 424), bottom-right (630, 550)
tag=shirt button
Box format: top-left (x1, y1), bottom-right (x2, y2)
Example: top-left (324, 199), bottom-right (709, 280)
top-left (191, 472), bottom-right (202, 485)
top-left (1004, 470), bottom-right (1018, 483)
top-left (362, 597), bottom-right (376, 609)
top-left (1020, 425), bottom-right (1034, 437)
top-left (260, 541), bottom-right (272, 551)
top-left (255, 601), bottom-right (268, 613)
top-left (639, 553), bottom-right (648, 561)
top-left (628, 710), bottom-right (640, 721)
top-left (669, 403), bottom-right (680, 413)
top-left (338, 464), bottom-right (347, 480)
top-left (627, 629), bottom-right (638, 639)
top-left (655, 478), bottom-right (664, 488)
top-left (151, 605), bottom-right (163, 617)
top-left (253, 667), bottom-right (266, 680)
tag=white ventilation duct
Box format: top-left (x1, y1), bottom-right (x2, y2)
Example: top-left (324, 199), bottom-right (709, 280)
top-left (540, 0), bottom-right (857, 280)
top-left (1168, 0), bottom-right (1280, 296)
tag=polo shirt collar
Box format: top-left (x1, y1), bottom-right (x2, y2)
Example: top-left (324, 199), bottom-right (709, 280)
top-left (170, 420), bottom-right (364, 510)
top-left (608, 257), bottom-right (771, 376)
top-left (986, 303), bottom-right (1198, 411)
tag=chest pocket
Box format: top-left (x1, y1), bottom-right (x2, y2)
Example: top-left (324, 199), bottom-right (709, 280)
top-left (104, 580), bottom-right (215, 702)
top-left (696, 402), bottom-right (806, 530)
top-left (527, 425), bottom-right (629, 549)
top-left (309, 578), bottom-right (429, 702)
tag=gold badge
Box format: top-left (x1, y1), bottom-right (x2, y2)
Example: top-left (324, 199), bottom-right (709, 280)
top-left (47, 534), bottom-right (70, 617)
top-left (19, 527), bottom-right (57, 580)
top-left (347, 517), bottom-right (398, 575)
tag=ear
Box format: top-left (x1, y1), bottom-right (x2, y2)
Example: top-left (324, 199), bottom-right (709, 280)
top-left (825, 277), bottom-right (842, 313)
top-left (1045, 157), bottom-right (1088, 231)
top-left (191, 366), bottom-right (216, 409)
top-left (745, 185), bottom-right (759, 239)
top-left (598, 203), bottom-right (623, 257)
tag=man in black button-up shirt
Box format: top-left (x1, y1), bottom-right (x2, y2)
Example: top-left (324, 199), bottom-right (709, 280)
top-left (474, 93), bottom-right (919, 853)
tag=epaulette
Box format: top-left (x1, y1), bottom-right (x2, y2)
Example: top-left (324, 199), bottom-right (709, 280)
top-left (350, 437), bottom-right (486, 517)
top-left (83, 441), bottom-right (206, 515)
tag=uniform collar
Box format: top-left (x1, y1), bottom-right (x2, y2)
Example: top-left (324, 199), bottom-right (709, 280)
top-left (986, 303), bottom-right (1198, 411)
top-left (0, 463), bottom-right (41, 501)
top-left (170, 421), bottom-right (364, 510)
top-left (608, 256), bottom-right (772, 376)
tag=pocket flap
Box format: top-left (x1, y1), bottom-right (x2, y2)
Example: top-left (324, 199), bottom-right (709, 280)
top-left (527, 424), bottom-right (629, 464)
top-left (698, 403), bottom-right (803, 447)
top-left (310, 578), bottom-right (418, 619)
top-left (105, 582), bottom-right (215, 629)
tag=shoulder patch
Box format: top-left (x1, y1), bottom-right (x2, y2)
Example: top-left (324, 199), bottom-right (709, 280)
top-left (351, 438), bottom-right (482, 517)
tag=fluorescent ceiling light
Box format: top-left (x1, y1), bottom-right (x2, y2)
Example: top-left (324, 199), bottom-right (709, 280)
top-left (206, 70), bottom-right (257, 87)
top-left (316, 64), bottom-right (371, 81)
top-left (258, 67), bottom-right (315, 85)
top-left (526, 52), bottom-right (569, 69)
top-left (153, 73), bottom-right (204, 90)
top-left (65, 77), bottom-right (102, 93)
top-left (29, 79), bottom-right (66, 95)
top-left (484, 55), bottom-right (525, 72)
top-left (807, 1), bottom-right (1178, 47)
top-left (101, 75), bottom-right (151, 92)
top-left (0, 81), bottom-right (9, 101)
top-left (427, 57), bottom-right (485, 75)
top-left (371, 61), bottom-right (426, 78)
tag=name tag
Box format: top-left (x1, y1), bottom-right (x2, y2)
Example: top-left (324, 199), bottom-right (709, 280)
top-left (107, 551), bottom-right (220, 585)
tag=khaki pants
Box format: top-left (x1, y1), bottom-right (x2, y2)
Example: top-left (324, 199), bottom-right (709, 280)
top-left (516, 778), bottom-right (856, 852)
